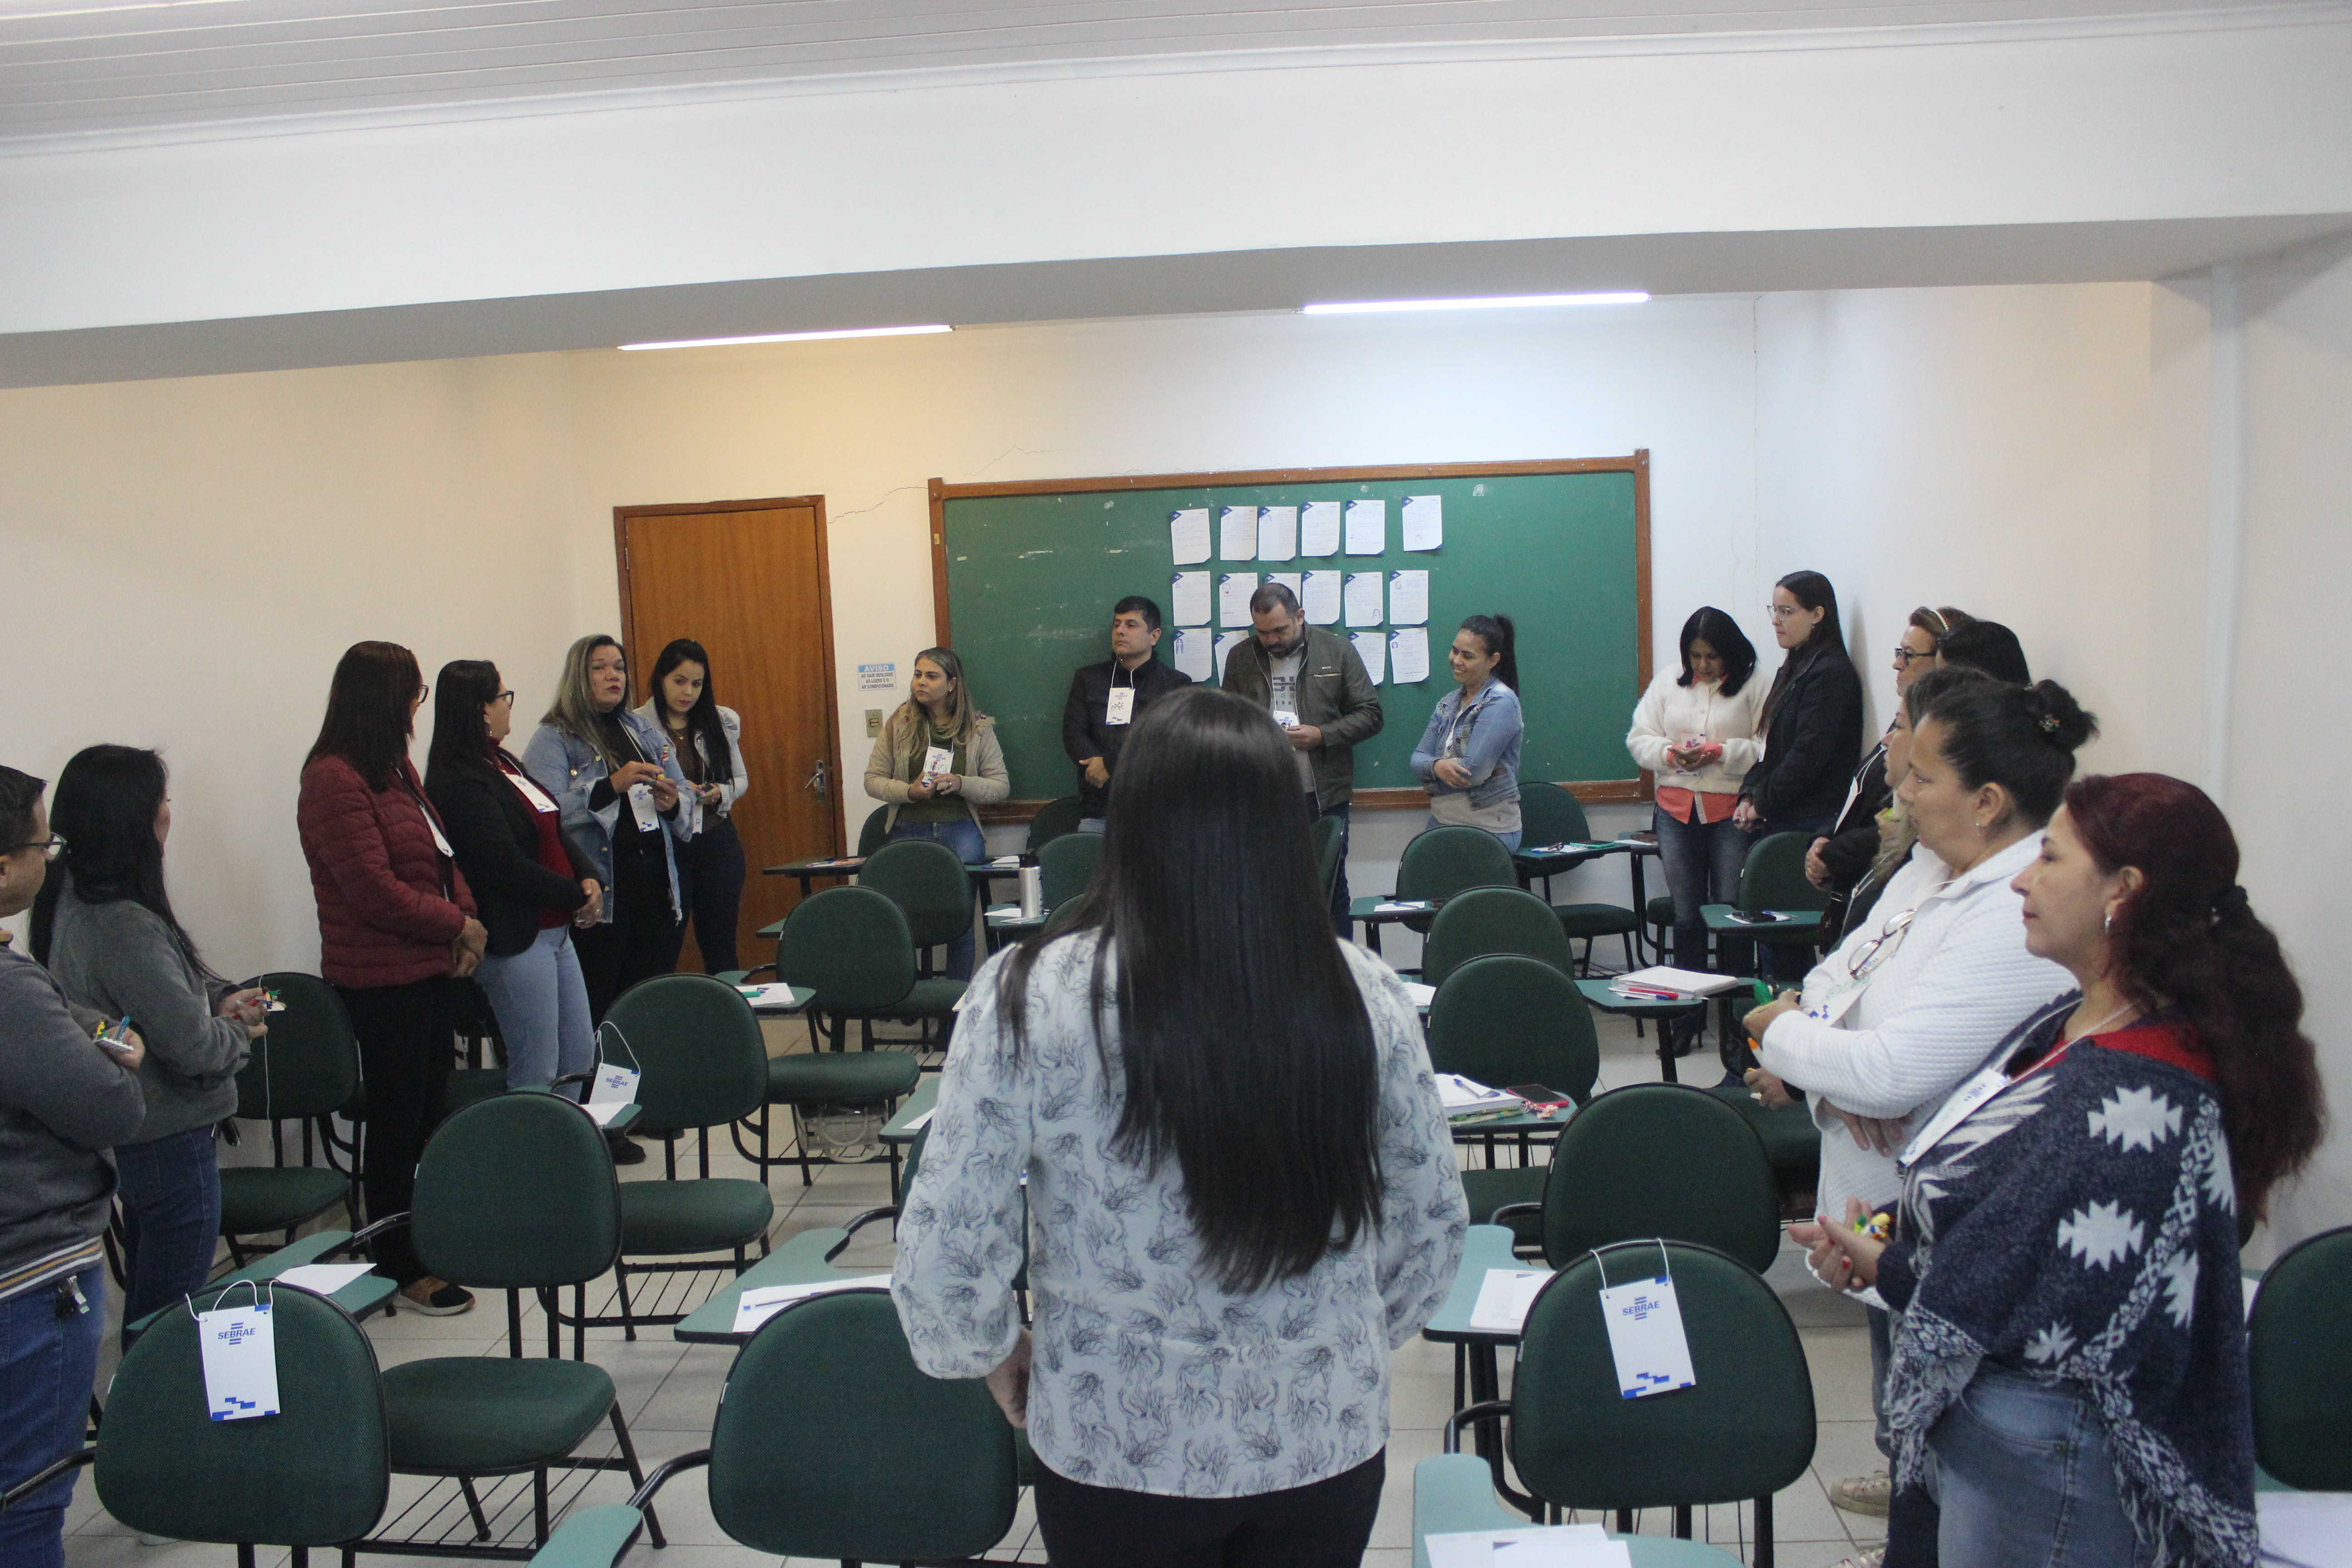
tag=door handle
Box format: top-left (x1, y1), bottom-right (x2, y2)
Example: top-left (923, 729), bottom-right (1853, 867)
top-left (802, 758), bottom-right (829, 801)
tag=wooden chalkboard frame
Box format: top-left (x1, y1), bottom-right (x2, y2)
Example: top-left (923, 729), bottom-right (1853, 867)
top-left (929, 454), bottom-right (1653, 817)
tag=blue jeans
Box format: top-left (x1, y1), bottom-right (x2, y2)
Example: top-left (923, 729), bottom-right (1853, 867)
top-left (1422, 814), bottom-right (1520, 853)
top-left (113, 1126), bottom-right (223, 1336)
top-left (475, 925), bottom-right (597, 1093)
top-left (0, 1264), bottom-right (104, 1568)
top-left (1925, 1365), bottom-right (2137, 1567)
top-left (1653, 805), bottom-right (1750, 972)
top-left (887, 815), bottom-right (985, 980)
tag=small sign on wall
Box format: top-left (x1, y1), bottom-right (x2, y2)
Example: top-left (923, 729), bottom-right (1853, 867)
top-left (857, 662), bottom-right (897, 691)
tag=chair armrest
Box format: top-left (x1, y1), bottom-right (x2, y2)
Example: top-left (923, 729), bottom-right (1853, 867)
top-left (626, 1450), bottom-right (711, 1511)
top-left (1442, 1400), bottom-right (1513, 1455)
top-left (835, 1206), bottom-right (901, 1251)
top-left (725, 965), bottom-right (778, 985)
top-left (1489, 1202), bottom-right (1541, 1225)
top-left (524, 1504), bottom-right (643, 1568)
top-left (324, 1212), bottom-right (411, 1259)
top-left (547, 1071), bottom-right (593, 1092)
top-left (0, 1448), bottom-right (93, 1509)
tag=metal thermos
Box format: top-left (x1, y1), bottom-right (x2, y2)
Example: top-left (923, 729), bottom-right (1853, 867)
top-left (1019, 865), bottom-right (1044, 919)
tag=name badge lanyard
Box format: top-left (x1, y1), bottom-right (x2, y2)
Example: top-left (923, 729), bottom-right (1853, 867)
top-left (1897, 1000), bottom-right (2124, 1168)
top-left (1591, 1241), bottom-right (1698, 1399)
top-left (400, 773), bottom-right (458, 899)
top-left (624, 728), bottom-right (664, 833)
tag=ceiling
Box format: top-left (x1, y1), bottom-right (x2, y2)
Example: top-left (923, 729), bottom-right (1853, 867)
top-left (0, 0), bottom-right (2323, 143)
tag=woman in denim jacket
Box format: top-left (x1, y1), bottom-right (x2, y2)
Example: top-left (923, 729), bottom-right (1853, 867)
top-left (1410, 614), bottom-right (1524, 850)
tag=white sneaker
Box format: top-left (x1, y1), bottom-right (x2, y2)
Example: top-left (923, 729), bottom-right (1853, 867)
top-left (1831, 1469), bottom-right (1892, 1516)
top-left (1828, 1550), bottom-right (1886, 1568)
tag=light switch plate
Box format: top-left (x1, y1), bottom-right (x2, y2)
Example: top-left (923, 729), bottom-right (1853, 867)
top-left (864, 708), bottom-right (882, 737)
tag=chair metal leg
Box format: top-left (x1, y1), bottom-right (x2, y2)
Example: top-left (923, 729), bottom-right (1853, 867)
top-left (542, 1286), bottom-right (559, 1359)
top-left (609, 1404), bottom-right (665, 1548)
top-left (575, 1281), bottom-right (587, 1361)
top-left (1614, 1507), bottom-right (1633, 1534)
top-left (795, 1105), bottom-right (813, 1187)
top-left (532, 1467), bottom-right (549, 1546)
top-left (292, 1548), bottom-right (308, 1568)
top-left (507, 1289), bottom-right (524, 1358)
top-left (1754, 1492), bottom-right (1773, 1568)
top-left (1674, 1503), bottom-right (1692, 1537)
top-left (458, 1475), bottom-right (491, 1540)
top-left (238, 1546), bottom-right (257, 1568)
top-left (614, 1263), bottom-right (640, 1343)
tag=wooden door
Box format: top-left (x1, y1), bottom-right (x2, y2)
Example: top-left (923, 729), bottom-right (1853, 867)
top-left (615, 498), bottom-right (844, 969)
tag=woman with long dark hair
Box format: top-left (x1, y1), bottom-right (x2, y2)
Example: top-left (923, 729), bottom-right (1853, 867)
top-left (863, 646), bottom-right (1009, 980)
top-left (892, 687), bottom-right (1467, 1567)
top-left (634, 639), bottom-right (750, 975)
top-left (426, 661), bottom-right (602, 1093)
top-left (1798, 774), bottom-right (2323, 1567)
top-left (1411, 612), bottom-right (1524, 848)
top-left (520, 635), bottom-right (694, 1023)
top-left (297, 641), bottom-right (485, 1314)
top-left (32, 745), bottom-right (265, 1335)
top-left (1628, 606), bottom-right (1767, 980)
top-left (1736, 569), bottom-right (1865, 841)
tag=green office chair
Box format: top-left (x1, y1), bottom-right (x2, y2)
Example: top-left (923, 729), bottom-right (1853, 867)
top-left (219, 971), bottom-right (363, 1264)
top-left (1515, 782), bottom-right (1642, 971)
top-left (1421, 887), bottom-right (1574, 989)
top-left (74, 1281), bottom-right (391, 1561)
top-left (568, 976), bottom-right (775, 1338)
top-left (1427, 956), bottom-right (1598, 1240)
top-left (1039, 830), bottom-right (1103, 910)
top-left (859, 836), bottom-right (978, 984)
top-left (368, 1092), bottom-right (662, 1557)
top-left (532, 1289), bottom-right (1019, 1568)
top-left (1483, 1240), bottom-right (1816, 1560)
top-left (1492, 1082), bottom-right (1782, 1273)
top-left (2250, 1225), bottom-right (2352, 1489)
top-left (1026, 795), bottom-right (1086, 852)
top-left (759, 887), bottom-right (927, 1186)
top-left (1396, 825), bottom-right (1517, 941)
top-left (1310, 813), bottom-right (1347, 906)
top-left (855, 804), bottom-right (892, 858)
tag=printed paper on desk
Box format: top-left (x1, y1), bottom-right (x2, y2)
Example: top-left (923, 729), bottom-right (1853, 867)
top-left (1598, 1271), bottom-right (1698, 1398)
top-left (1467, 1269), bottom-right (1553, 1333)
top-left (198, 1292), bottom-right (280, 1421)
top-left (1299, 500), bottom-right (1343, 557)
top-left (1169, 509), bottom-right (1211, 565)
top-left (1257, 505), bottom-right (1298, 561)
top-left (1426, 1524), bottom-right (1622, 1568)
top-left (1401, 494), bottom-right (1445, 553)
top-left (1344, 497), bottom-right (1386, 555)
top-left (1390, 627), bottom-right (1431, 684)
top-left (1215, 632), bottom-right (1250, 676)
top-left (1617, 966), bottom-right (1743, 996)
top-left (1300, 570), bottom-right (1343, 625)
top-left (1172, 628), bottom-right (1214, 682)
top-left (735, 983), bottom-right (808, 1011)
top-left (1388, 569), bottom-right (1430, 625)
top-left (272, 1262), bottom-right (376, 1296)
top-left (1343, 572), bottom-right (1385, 627)
top-left (1219, 572), bottom-right (1259, 628)
top-left (1351, 631), bottom-right (1386, 684)
top-left (1171, 570), bottom-right (1211, 627)
top-left (1220, 505), bottom-right (1260, 561)
top-left (590, 1063), bottom-right (641, 1106)
top-left (733, 1275), bottom-right (897, 1334)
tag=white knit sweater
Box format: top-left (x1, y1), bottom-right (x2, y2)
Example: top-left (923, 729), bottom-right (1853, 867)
top-left (1757, 832), bottom-right (2070, 1224)
top-left (1624, 669), bottom-right (1769, 798)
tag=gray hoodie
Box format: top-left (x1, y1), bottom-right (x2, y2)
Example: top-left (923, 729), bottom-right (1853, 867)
top-left (0, 939), bottom-right (147, 1299)
top-left (43, 878), bottom-right (250, 1143)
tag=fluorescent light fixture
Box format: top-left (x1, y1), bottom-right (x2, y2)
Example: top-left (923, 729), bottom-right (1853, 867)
top-left (619, 324), bottom-right (952, 351)
top-left (1302, 292), bottom-right (1649, 315)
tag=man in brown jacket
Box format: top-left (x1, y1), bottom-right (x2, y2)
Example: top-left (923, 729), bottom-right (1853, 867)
top-left (1219, 582), bottom-right (1383, 931)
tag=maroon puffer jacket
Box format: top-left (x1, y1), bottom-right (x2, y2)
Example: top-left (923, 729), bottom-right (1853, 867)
top-left (298, 754), bottom-right (477, 990)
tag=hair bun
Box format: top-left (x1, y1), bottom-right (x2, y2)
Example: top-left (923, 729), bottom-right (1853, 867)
top-left (2212, 883), bottom-right (2251, 924)
top-left (2023, 680), bottom-right (2097, 753)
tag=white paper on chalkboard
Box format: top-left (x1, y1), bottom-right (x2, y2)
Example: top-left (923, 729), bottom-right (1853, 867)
top-left (1264, 571), bottom-right (1302, 606)
top-left (1391, 626), bottom-right (1431, 683)
top-left (1344, 498), bottom-right (1386, 555)
top-left (1171, 571), bottom-right (1211, 627)
top-left (1257, 505), bottom-right (1298, 561)
top-left (1299, 501), bottom-right (1343, 557)
top-left (1343, 572), bottom-right (1385, 627)
top-left (1388, 569), bottom-right (1429, 625)
top-left (1301, 570), bottom-right (1343, 626)
top-left (1214, 632), bottom-right (1249, 677)
top-left (1351, 630), bottom-right (1387, 685)
top-left (1169, 509), bottom-right (1211, 565)
top-left (1219, 572), bottom-right (1259, 628)
top-left (1172, 628), bottom-right (1213, 681)
top-left (1401, 494), bottom-right (1444, 552)
top-left (1219, 505), bottom-right (1259, 561)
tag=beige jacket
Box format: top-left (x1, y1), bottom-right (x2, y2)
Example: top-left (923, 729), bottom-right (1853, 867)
top-left (864, 712), bottom-right (1011, 832)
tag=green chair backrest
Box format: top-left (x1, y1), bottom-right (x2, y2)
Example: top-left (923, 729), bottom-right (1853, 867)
top-left (1739, 831), bottom-right (1829, 913)
top-left (1426, 956), bottom-right (1598, 1106)
top-left (1027, 796), bottom-right (1085, 852)
top-left (856, 805), bottom-right (892, 857)
top-left (1421, 887), bottom-right (1574, 989)
top-left (1516, 780), bottom-right (1592, 848)
top-left (1043, 894), bottom-right (1088, 937)
top-left (776, 886), bottom-right (918, 1014)
top-left (2250, 1225), bottom-right (2352, 1489)
top-left (1310, 813), bottom-right (1347, 902)
top-left (603, 974), bottom-right (770, 1133)
top-left (94, 1282), bottom-right (389, 1547)
top-left (1397, 826), bottom-right (1517, 906)
top-left (1538, 1083), bottom-right (1781, 1273)
top-left (856, 838), bottom-right (974, 951)
top-left (1039, 831), bottom-right (1104, 909)
top-left (412, 1093), bottom-right (622, 1290)
top-left (708, 1290), bottom-right (1018, 1562)
top-left (1510, 1240), bottom-right (1815, 1512)
top-left (231, 972), bottom-right (360, 1123)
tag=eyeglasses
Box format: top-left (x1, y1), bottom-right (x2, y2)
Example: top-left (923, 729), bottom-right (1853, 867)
top-left (1766, 605), bottom-right (1802, 621)
top-left (1846, 906), bottom-right (1918, 981)
top-left (497, 691), bottom-right (516, 704)
top-left (1892, 646), bottom-right (1934, 665)
top-left (8, 834), bottom-right (65, 862)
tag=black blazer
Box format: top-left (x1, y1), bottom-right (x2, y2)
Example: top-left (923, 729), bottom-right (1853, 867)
top-left (1060, 654), bottom-right (1194, 817)
top-left (426, 755), bottom-right (597, 958)
top-left (1818, 741), bottom-right (1893, 891)
top-left (1739, 647), bottom-right (1865, 826)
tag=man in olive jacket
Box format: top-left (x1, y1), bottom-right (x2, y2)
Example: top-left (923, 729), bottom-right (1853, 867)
top-left (1220, 582), bottom-right (1383, 931)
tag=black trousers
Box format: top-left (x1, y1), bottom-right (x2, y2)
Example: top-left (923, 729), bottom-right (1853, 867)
top-left (675, 813), bottom-right (747, 975)
top-left (335, 976), bottom-right (456, 1287)
top-left (576, 843), bottom-right (682, 1023)
top-left (1032, 1450), bottom-right (1385, 1568)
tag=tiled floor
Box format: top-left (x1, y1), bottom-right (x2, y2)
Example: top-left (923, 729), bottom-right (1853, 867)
top-left (64, 992), bottom-right (1886, 1567)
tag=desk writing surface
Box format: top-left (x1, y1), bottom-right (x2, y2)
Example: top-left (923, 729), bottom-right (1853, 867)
top-left (674, 1229), bottom-right (877, 1345)
top-left (881, 1075), bottom-right (941, 1142)
top-left (1421, 1225), bottom-right (1547, 1344)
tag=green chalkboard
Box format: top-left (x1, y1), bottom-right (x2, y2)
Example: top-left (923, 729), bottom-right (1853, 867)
top-left (929, 458), bottom-right (1651, 809)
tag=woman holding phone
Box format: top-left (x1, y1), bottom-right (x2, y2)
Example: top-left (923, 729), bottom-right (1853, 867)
top-left (863, 647), bottom-right (1009, 981)
top-left (635, 639), bottom-right (750, 976)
